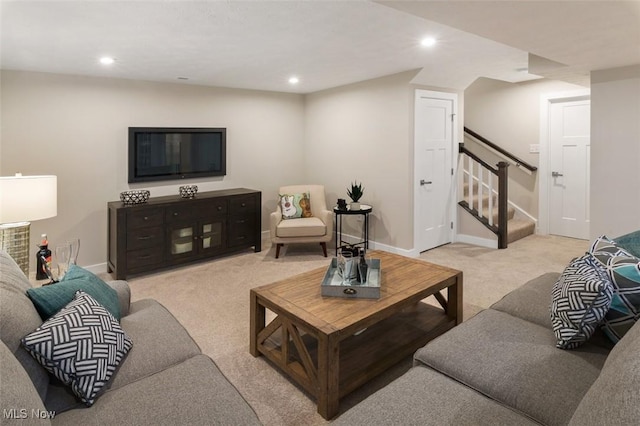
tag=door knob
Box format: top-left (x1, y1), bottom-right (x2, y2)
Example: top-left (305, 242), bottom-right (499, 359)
top-left (420, 179), bottom-right (432, 186)
top-left (552, 171), bottom-right (563, 177)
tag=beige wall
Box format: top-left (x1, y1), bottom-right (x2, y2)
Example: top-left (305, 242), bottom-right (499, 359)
top-left (0, 70), bottom-right (305, 270)
top-left (304, 71), bottom-right (416, 251)
top-left (464, 77), bottom-right (584, 217)
top-left (590, 65), bottom-right (640, 239)
top-left (304, 70), bottom-right (463, 252)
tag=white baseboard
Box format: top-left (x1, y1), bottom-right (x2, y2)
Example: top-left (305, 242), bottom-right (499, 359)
top-left (455, 233), bottom-right (498, 249)
top-left (337, 232), bottom-right (418, 258)
top-left (84, 262), bottom-right (109, 275)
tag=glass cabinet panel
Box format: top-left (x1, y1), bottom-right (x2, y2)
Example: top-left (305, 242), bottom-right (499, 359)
top-left (171, 226), bottom-right (194, 255)
top-left (201, 222), bottom-right (223, 250)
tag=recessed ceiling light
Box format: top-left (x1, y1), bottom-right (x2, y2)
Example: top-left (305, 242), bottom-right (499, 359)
top-left (99, 57), bottom-right (115, 65)
top-left (420, 37), bottom-right (437, 47)
top-left (288, 76), bottom-right (299, 85)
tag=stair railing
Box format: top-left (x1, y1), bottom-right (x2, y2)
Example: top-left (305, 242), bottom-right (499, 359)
top-left (459, 143), bottom-right (509, 249)
top-left (464, 127), bottom-right (537, 173)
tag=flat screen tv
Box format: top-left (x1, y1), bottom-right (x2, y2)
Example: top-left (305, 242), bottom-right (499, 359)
top-left (128, 127), bottom-right (226, 183)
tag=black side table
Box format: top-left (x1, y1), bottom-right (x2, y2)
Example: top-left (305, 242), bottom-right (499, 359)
top-left (334, 204), bottom-right (372, 255)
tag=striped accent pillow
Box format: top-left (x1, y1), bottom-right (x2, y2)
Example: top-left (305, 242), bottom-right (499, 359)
top-left (550, 254), bottom-right (613, 349)
top-left (21, 291), bottom-right (132, 406)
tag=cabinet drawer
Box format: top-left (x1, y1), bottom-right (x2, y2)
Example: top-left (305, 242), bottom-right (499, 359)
top-left (201, 199), bottom-right (228, 216)
top-left (165, 204), bottom-right (196, 223)
top-left (127, 207), bottom-right (164, 229)
top-left (228, 216), bottom-right (256, 247)
top-left (127, 226), bottom-right (164, 251)
top-left (127, 248), bottom-right (163, 269)
top-left (230, 195), bottom-right (257, 214)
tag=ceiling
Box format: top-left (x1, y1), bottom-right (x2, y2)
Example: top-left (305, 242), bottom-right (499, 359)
top-left (1, 1), bottom-right (638, 94)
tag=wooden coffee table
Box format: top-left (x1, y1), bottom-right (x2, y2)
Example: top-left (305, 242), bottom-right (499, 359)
top-left (249, 250), bottom-right (462, 419)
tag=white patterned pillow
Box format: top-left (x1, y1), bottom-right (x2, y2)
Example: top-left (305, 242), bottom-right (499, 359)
top-left (21, 291), bottom-right (133, 406)
top-left (550, 254), bottom-right (613, 349)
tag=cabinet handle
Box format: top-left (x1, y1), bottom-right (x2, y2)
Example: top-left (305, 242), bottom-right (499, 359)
top-left (138, 254), bottom-right (151, 259)
top-left (217, 206), bottom-right (222, 211)
top-left (137, 235), bottom-right (152, 240)
top-left (173, 212), bottom-right (179, 217)
top-left (143, 216), bottom-right (149, 221)
top-left (241, 203), bottom-right (246, 207)
top-left (237, 219), bottom-right (246, 224)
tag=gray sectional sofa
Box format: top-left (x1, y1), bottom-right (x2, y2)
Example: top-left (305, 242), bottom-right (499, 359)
top-left (336, 272), bottom-right (640, 425)
top-left (0, 250), bottom-right (260, 425)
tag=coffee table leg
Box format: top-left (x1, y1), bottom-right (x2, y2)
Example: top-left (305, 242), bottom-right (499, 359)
top-left (448, 274), bottom-right (463, 325)
top-left (317, 333), bottom-right (340, 419)
top-left (250, 290), bottom-right (265, 357)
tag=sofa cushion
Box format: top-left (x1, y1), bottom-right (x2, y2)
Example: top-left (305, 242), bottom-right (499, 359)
top-left (0, 250), bottom-right (51, 402)
top-left (279, 192), bottom-right (312, 219)
top-left (491, 272), bottom-right (559, 328)
top-left (106, 280), bottom-right (131, 317)
top-left (414, 309), bottom-right (609, 426)
top-left (1, 341), bottom-right (51, 424)
top-left (589, 235), bottom-right (640, 343)
top-left (22, 291), bottom-right (133, 407)
top-left (550, 254), bottom-right (613, 349)
top-left (107, 299), bottom-right (202, 391)
top-left (27, 265), bottom-right (121, 321)
top-left (276, 216), bottom-right (326, 238)
top-left (52, 354), bottom-right (261, 426)
top-left (569, 321), bottom-right (640, 425)
top-left (334, 365), bottom-right (539, 426)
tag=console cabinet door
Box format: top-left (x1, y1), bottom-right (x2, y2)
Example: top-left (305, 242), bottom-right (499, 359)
top-left (199, 219), bottom-right (226, 254)
top-left (167, 222), bottom-right (197, 261)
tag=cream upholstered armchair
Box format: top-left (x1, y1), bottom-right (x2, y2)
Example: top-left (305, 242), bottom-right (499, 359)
top-left (270, 185), bottom-right (333, 258)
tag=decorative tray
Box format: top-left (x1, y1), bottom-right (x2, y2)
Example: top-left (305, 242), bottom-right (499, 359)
top-left (320, 258), bottom-right (381, 299)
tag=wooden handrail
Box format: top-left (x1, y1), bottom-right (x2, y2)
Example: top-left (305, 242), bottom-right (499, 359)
top-left (459, 144), bottom-right (497, 174)
top-left (464, 127), bottom-right (537, 172)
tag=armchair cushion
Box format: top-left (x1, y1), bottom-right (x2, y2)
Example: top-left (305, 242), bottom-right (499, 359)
top-left (276, 217), bottom-right (326, 238)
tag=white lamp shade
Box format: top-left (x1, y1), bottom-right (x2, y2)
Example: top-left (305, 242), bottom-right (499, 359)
top-left (0, 175), bottom-right (57, 223)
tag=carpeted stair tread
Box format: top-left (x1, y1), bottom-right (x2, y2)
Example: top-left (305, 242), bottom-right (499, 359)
top-left (507, 218), bottom-right (536, 244)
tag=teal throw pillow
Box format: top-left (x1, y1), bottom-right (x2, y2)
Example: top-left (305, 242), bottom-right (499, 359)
top-left (615, 230), bottom-right (640, 258)
top-left (27, 264), bottom-right (121, 321)
top-left (589, 235), bottom-right (640, 343)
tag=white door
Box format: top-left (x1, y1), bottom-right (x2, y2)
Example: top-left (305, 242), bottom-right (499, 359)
top-left (549, 98), bottom-right (590, 239)
top-left (414, 90), bottom-right (456, 252)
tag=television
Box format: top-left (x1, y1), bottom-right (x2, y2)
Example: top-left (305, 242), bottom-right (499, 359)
top-left (128, 127), bottom-right (226, 183)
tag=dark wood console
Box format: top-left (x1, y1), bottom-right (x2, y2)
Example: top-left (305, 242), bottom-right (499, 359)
top-left (108, 188), bottom-right (261, 279)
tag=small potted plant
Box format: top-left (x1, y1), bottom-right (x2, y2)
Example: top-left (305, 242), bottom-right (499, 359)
top-left (347, 181), bottom-right (364, 210)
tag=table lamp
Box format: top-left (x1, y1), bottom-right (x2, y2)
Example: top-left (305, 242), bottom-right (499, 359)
top-left (0, 174), bottom-right (57, 276)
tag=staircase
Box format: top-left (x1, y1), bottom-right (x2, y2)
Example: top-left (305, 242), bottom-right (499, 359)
top-left (459, 128), bottom-right (538, 248)
top-left (462, 182), bottom-right (535, 245)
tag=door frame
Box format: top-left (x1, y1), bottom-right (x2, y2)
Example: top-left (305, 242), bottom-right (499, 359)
top-left (538, 89), bottom-right (590, 235)
top-left (413, 89), bottom-right (459, 255)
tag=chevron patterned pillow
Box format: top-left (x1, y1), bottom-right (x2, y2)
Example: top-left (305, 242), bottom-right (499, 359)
top-left (589, 235), bottom-right (640, 343)
top-left (550, 254), bottom-right (613, 349)
top-left (21, 291), bottom-right (133, 406)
